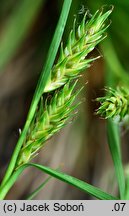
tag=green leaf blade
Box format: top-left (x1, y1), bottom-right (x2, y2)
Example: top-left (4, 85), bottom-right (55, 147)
top-left (107, 120), bottom-right (125, 199)
top-left (0, 163), bottom-right (118, 200)
top-left (0, 0), bottom-right (72, 188)
top-left (29, 163), bottom-right (118, 200)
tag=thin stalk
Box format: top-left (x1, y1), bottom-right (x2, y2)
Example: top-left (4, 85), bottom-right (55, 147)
top-left (107, 120), bottom-right (125, 199)
top-left (26, 176), bottom-right (52, 200)
top-left (102, 36), bottom-right (126, 199)
top-left (0, 0), bottom-right (72, 187)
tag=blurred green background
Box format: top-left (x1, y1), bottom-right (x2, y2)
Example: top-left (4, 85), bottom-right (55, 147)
top-left (0, 0), bottom-right (129, 199)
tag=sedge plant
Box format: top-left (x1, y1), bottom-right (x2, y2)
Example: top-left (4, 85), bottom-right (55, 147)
top-left (16, 6), bottom-right (112, 168)
top-left (0, 1), bottom-right (120, 200)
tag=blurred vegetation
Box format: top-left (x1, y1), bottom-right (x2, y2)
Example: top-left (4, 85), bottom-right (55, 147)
top-left (0, 0), bottom-right (129, 199)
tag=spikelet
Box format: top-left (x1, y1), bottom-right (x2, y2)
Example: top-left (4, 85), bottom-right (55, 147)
top-left (96, 86), bottom-right (129, 123)
top-left (44, 6), bottom-right (113, 93)
top-left (15, 7), bottom-right (113, 168)
top-left (16, 82), bottom-right (81, 167)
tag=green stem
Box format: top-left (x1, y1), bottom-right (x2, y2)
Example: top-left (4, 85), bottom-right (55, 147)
top-left (107, 120), bottom-right (125, 199)
top-left (26, 176), bottom-right (52, 200)
top-left (0, 167), bottom-right (25, 200)
top-left (0, 0), bottom-right (72, 188)
top-left (0, 113), bottom-right (35, 187)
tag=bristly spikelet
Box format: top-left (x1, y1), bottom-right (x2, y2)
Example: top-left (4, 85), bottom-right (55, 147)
top-left (96, 86), bottom-right (129, 123)
top-left (16, 81), bottom-right (82, 167)
top-left (44, 6), bottom-right (113, 93)
top-left (15, 7), bottom-right (113, 168)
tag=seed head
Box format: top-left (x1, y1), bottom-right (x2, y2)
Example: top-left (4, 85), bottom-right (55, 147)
top-left (15, 7), bottom-right (113, 168)
top-left (44, 6), bottom-right (113, 93)
top-left (16, 81), bottom-right (82, 167)
top-left (96, 86), bottom-right (129, 123)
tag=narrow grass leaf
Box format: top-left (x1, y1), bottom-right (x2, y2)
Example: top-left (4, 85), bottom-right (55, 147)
top-left (0, 163), bottom-right (118, 200)
top-left (26, 176), bottom-right (52, 200)
top-left (107, 119), bottom-right (125, 199)
top-left (29, 163), bottom-right (118, 200)
top-left (0, 0), bottom-right (72, 187)
top-left (26, 167), bottom-right (60, 199)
